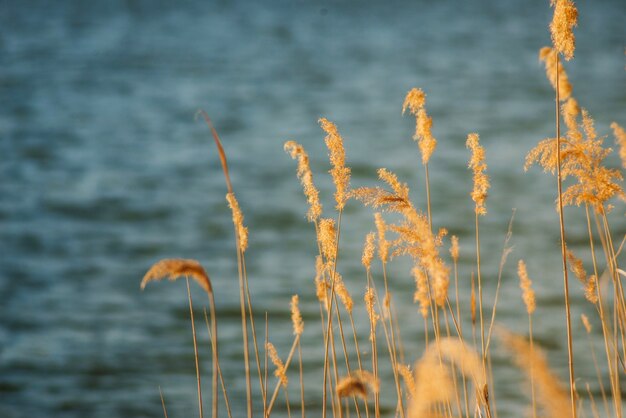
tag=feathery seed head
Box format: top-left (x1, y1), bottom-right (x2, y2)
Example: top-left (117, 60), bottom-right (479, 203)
top-left (517, 260), bottom-right (536, 314)
top-left (466, 133), bottom-right (490, 216)
top-left (581, 314), bottom-right (592, 334)
top-left (611, 122), bottom-right (626, 168)
top-left (226, 192), bottom-right (248, 253)
top-left (141, 258), bottom-right (212, 294)
top-left (320, 118), bottom-right (351, 210)
top-left (550, 0), bottom-right (578, 61)
top-left (318, 218), bottom-right (337, 263)
top-left (362, 232), bottom-right (376, 270)
top-left (284, 140), bottom-right (323, 221)
top-left (290, 295), bottom-right (304, 336)
top-left (364, 287), bottom-right (379, 337)
top-left (412, 266), bottom-right (430, 319)
top-left (539, 47), bottom-right (573, 100)
top-left (450, 235), bottom-right (459, 262)
top-left (402, 88), bottom-right (426, 115)
top-left (266, 342), bottom-right (288, 387)
top-left (374, 213), bottom-right (389, 264)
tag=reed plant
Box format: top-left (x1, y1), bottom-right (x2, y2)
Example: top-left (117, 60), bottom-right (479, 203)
top-left (140, 1), bottom-right (625, 417)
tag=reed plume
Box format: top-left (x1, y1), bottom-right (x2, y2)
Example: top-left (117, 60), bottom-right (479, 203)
top-left (362, 232), bottom-right (376, 271)
top-left (267, 342), bottom-right (288, 388)
top-left (539, 47), bottom-right (573, 100)
top-left (412, 266), bottom-right (430, 319)
top-left (450, 236), bottom-right (459, 263)
top-left (402, 88), bottom-right (437, 165)
top-left (284, 140), bottom-right (323, 222)
top-left (466, 133), bottom-right (489, 216)
top-left (499, 330), bottom-right (572, 418)
top-left (141, 258), bottom-right (213, 294)
top-left (549, 0), bottom-right (578, 61)
top-left (320, 117), bottom-right (351, 210)
top-left (226, 192), bottom-right (248, 253)
top-left (336, 371), bottom-right (379, 400)
top-left (517, 260), bottom-right (536, 314)
top-left (291, 295), bottom-right (304, 336)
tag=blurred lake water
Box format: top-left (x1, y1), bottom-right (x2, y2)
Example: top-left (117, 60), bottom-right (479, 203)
top-left (1, 0), bottom-right (625, 416)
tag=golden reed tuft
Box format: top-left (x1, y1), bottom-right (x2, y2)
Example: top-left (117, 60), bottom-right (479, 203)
top-left (318, 218), bottom-right (337, 262)
top-left (141, 258), bottom-right (212, 294)
top-left (450, 235), bottom-right (459, 263)
top-left (267, 342), bottom-right (288, 388)
top-left (336, 371), bottom-right (379, 400)
top-left (539, 47), bottom-right (573, 100)
top-left (284, 140), bottom-right (323, 222)
top-left (550, 0), bottom-right (578, 61)
top-left (403, 88), bottom-right (437, 165)
top-left (319, 118), bottom-right (351, 210)
top-left (362, 232), bottom-right (376, 270)
top-left (611, 122), bottom-right (626, 168)
top-left (466, 133), bottom-right (490, 216)
top-left (499, 330), bottom-right (572, 418)
top-left (226, 192), bottom-right (248, 253)
top-left (397, 364), bottom-right (416, 399)
top-left (517, 260), bottom-right (536, 314)
top-left (364, 287), bottom-right (379, 339)
top-left (290, 294), bottom-right (304, 336)
top-left (412, 266), bottom-right (430, 319)
top-left (334, 272), bottom-right (354, 313)
top-left (374, 212), bottom-right (389, 264)
top-left (581, 314), bottom-right (592, 334)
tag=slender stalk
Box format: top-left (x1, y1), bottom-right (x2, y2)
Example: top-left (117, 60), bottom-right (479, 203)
top-left (186, 278), bottom-right (204, 418)
top-left (554, 55), bottom-right (576, 418)
top-left (529, 315), bottom-right (537, 418)
top-left (159, 387), bottom-right (169, 418)
top-left (204, 310), bottom-right (233, 418)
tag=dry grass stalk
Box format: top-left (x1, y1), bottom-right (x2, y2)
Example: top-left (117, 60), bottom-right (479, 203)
top-left (284, 140), bottom-right (323, 222)
top-left (539, 47), bottom-right (573, 100)
top-left (581, 314), bottom-right (592, 334)
top-left (549, 0), bottom-right (578, 61)
top-left (499, 330), bottom-right (572, 418)
top-left (365, 287), bottom-right (379, 337)
top-left (267, 342), bottom-right (288, 388)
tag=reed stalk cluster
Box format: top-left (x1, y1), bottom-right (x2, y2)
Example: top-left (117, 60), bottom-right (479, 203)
top-left (141, 2), bottom-right (625, 417)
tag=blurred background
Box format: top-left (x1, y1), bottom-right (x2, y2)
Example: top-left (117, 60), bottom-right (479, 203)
top-left (1, 0), bottom-right (624, 416)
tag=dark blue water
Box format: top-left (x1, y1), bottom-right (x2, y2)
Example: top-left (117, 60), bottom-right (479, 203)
top-left (1, 1), bottom-right (625, 417)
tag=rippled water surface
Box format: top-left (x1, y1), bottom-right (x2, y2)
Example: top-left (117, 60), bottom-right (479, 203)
top-left (1, 1), bottom-right (625, 417)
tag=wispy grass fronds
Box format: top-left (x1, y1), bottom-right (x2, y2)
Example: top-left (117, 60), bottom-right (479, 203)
top-left (320, 118), bottom-right (351, 210)
top-left (539, 47), bottom-right (573, 100)
top-left (549, 0), bottom-right (578, 61)
top-left (284, 140), bottom-right (323, 222)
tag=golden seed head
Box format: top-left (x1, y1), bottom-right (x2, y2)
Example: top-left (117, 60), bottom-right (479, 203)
top-left (517, 260), bottom-right (536, 314)
top-left (362, 232), bottom-right (376, 270)
top-left (412, 266), bottom-right (430, 319)
top-left (284, 140), bottom-right (323, 222)
top-left (466, 133), bottom-right (490, 216)
top-left (141, 258), bottom-right (212, 294)
top-left (550, 0), bottom-right (578, 61)
top-left (337, 371), bottom-right (379, 400)
top-left (318, 218), bottom-right (337, 262)
top-left (398, 364), bottom-right (416, 399)
top-left (584, 275), bottom-right (598, 304)
top-left (402, 88), bottom-right (426, 115)
top-left (290, 294), bottom-right (304, 336)
top-left (450, 235), bottom-right (459, 263)
top-left (539, 47), bottom-right (573, 100)
top-left (266, 342), bottom-right (288, 387)
top-left (364, 287), bottom-right (379, 337)
top-left (374, 212), bottom-right (389, 263)
top-left (319, 118), bottom-right (351, 210)
top-left (334, 273), bottom-right (354, 313)
top-left (226, 192), bottom-right (248, 253)
top-left (416, 108), bottom-right (437, 164)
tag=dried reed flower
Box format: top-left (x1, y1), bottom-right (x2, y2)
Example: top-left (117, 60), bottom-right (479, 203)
top-left (412, 266), bottom-right (430, 319)
top-left (290, 294), bottom-right (304, 336)
top-left (499, 329), bottom-right (572, 418)
top-left (374, 213), bottom-right (389, 264)
top-left (334, 273), bottom-right (354, 313)
top-left (539, 47), bottom-right (573, 100)
top-left (566, 248), bottom-right (586, 284)
top-left (517, 260), bottom-right (536, 314)
top-left (562, 98), bottom-right (581, 142)
top-left (397, 364), bottom-right (416, 399)
top-left (336, 371), bottom-right (379, 400)
top-left (320, 118), bottom-right (351, 210)
top-left (364, 287), bottom-right (379, 338)
top-left (226, 192), bottom-right (248, 253)
top-left (403, 88), bottom-right (437, 164)
top-left (581, 314), bottom-right (592, 333)
top-left (466, 133), bottom-right (489, 216)
top-left (450, 235), bottom-right (459, 263)
top-left (318, 218), bottom-right (337, 262)
top-left (267, 342), bottom-right (288, 387)
top-left (141, 258), bottom-right (212, 294)
top-left (284, 140), bottom-right (323, 222)
top-left (409, 338), bottom-right (485, 417)
top-left (610, 122), bottom-right (626, 168)
top-left (550, 0), bottom-right (578, 61)
top-left (362, 232), bottom-right (376, 270)
top-left (526, 105), bottom-right (624, 210)
top-left (584, 275), bottom-right (598, 304)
